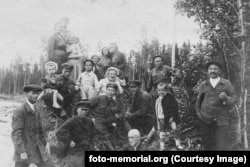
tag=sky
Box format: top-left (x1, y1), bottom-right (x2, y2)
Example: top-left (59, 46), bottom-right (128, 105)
top-left (0, 0), bottom-right (201, 68)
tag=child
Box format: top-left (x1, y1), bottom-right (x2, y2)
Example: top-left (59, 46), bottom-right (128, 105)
top-left (39, 61), bottom-right (63, 108)
top-left (76, 59), bottom-right (99, 100)
top-left (97, 67), bottom-right (123, 95)
top-left (145, 82), bottom-right (182, 151)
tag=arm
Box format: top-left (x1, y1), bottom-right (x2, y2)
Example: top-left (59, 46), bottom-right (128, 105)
top-left (11, 108), bottom-right (26, 154)
top-left (48, 35), bottom-right (56, 61)
top-left (223, 82), bottom-right (237, 106)
top-left (56, 119), bottom-right (74, 144)
top-left (195, 84), bottom-right (204, 117)
top-left (94, 74), bottom-right (99, 89)
top-left (76, 74), bottom-right (82, 87)
top-left (147, 71), bottom-right (153, 93)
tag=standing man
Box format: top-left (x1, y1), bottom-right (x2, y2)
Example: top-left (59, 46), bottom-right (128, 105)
top-left (125, 80), bottom-right (153, 135)
top-left (109, 43), bottom-right (127, 79)
top-left (11, 85), bottom-right (54, 167)
top-left (56, 101), bottom-right (95, 167)
top-left (147, 55), bottom-right (173, 99)
top-left (195, 62), bottom-right (237, 150)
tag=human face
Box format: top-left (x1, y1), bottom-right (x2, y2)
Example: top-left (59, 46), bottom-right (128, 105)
top-left (154, 57), bottom-right (163, 68)
top-left (26, 90), bottom-right (41, 104)
top-left (102, 48), bottom-right (109, 56)
top-left (85, 62), bottom-right (93, 72)
top-left (45, 88), bottom-right (53, 93)
top-left (108, 70), bottom-right (117, 81)
top-left (128, 134), bottom-right (140, 147)
top-left (129, 85), bottom-right (139, 96)
top-left (77, 107), bottom-right (89, 117)
top-left (109, 44), bottom-right (117, 53)
top-left (157, 85), bottom-right (167, 97)
top-left (91, 56), bottom-right (99, 65)
top-left (208, 64), bottom-right (220, 79)
top-left (47, 66), bottom-right (56, 75)
top-left (106, 87), bottom-right (116, 97)
top-left (55, 23), bottom-right (64, 34)
top-left (62, 69), bottom-right (71, 78)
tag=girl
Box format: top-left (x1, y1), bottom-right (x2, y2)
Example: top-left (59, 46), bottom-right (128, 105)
top-left (145, 82), bottom-right (183, 150)
top-left (76, 59), bottom-right (99, 100)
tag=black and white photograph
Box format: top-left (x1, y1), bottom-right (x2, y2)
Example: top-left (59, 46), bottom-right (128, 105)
top-left (0, 0), bottom-right (249, 166)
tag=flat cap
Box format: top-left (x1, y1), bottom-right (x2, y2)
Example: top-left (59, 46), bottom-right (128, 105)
top-left (23, 84), bottom-right (43, 92)
top-left (106, 82), bottom-right (118, 90)
top-left (76, 100), bottom-right (91, 109)
top-left (42, 83), bottom-right (57, 89)
top-left (61, 63), bottom-right (73, 70)
top-left (206, 61), bottom-right (222, 70)
top-left (128, 80), bottom-right (141, 87)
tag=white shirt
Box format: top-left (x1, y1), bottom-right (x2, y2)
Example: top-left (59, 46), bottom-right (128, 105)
top-left (26, 99), bottom-right (35, 111)
top-left (210, 77), bottom-right (220, 88)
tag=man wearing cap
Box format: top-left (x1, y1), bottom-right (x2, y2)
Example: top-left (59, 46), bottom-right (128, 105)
top-left (56, 63), bottom-right (81, 118)
top-left (88, 82), bottom-right (122, 150)
top-left (125, 80), bottom-right (153, 135)
top-left (119, 129), bottom-right (147, 151)
top-left (55, 101), bottom-right (95, 167)
top-left (195, 61), bottom-right (237, 150)
top-left (147, 56), bottom-right (173, 99)
top-left (11, 85), bottom-right (54, 167)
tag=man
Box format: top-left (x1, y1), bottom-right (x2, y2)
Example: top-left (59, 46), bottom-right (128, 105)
top-left (125, 80), bottom-right (153, 135)
top-left (91, 55), bottom-right (104, 80)
top-left (147, 55), bottom-right (173, 99)
top-left (89, 83), bottom-right (122, 150)
top-left (195, 61), bottom-right (237, 150)
top-left (56, 101), bottom-right (95, 167)
top-left (119, 129), bottom-right (147, 151)
top-left (56, 63), bottom-right (81, 118)
top-left (109, 43), bottom-right (127, 79)
top-left (11, 85), bottom-right (54, 167)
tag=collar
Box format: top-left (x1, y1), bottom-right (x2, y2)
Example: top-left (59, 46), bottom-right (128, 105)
top-left (210, 77), bottom-right (220, 82)
top-left (206, 77), bottom-right (226, 85)
top-left (25, 99), bottom-right (35, 113)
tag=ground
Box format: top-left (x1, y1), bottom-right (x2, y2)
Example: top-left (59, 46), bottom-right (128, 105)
top-left (0, 100), bottom-right (21, 167)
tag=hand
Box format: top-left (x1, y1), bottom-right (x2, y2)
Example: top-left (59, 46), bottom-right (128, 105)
top-left (125, 112), bottom-right (132, 118)
top-left (75, 86), bottom-right (79, 91)
top-left (45, 143), bottom-right (51, 157)
top-left (169, 117), bottom-right (173, 123)
top-left (219, 92), bottom-right (227, 100)
top-left (115, 113), bottom-right (122, 118)
top-left (20, 152), bottom-right (28, 160)
top-left (70, 141), bottom-right (75, 148)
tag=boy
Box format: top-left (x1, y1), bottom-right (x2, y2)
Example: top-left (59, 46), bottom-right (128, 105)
top-left (145, 82), bottom-right (182, 150)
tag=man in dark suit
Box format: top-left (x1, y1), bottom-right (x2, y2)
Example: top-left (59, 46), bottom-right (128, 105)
top-left (11, 85), bottom-right (54, 167)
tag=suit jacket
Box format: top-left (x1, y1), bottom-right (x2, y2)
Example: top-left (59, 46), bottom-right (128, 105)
top-left (153, 93), bottom-right (180, 130)
top-left (11, 102), bottom-right (48, 163)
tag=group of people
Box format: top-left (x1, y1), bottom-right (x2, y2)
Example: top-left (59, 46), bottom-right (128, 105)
top-left (11, 22), bottom-right (238, 167)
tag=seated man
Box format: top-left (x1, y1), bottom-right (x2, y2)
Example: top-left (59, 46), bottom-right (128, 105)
top-left (55, 101), bottom-right (95, 167)
top-left (125, 80), bottom-right (153, 135)
top-left (119, 129), bottom-right (147, 151)
top-left (89, 83), bottom-right (122, 150)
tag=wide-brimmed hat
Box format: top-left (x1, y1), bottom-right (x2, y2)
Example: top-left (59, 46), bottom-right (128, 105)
top-left (23, 84), bottom-right (43, 92)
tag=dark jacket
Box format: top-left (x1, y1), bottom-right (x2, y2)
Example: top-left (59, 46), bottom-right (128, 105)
top-left (11, 102), bottom-right (48, 163)
top-left (56, 116), bottom-right (95, 155)
top-left (119, 143), bottom-right (148, 151)
top-left (153, 93), bottom-right (180, 130)
top-left (111, 51), bottom-right (126, 79)
top-left (147, 65), bottom-right (173, 93)
top-left (195, 78), bottom-right (237, 125)
top-left (129, 90), bottom-right (153, 118)
top-left (89, 95), bottom-right (121, 125)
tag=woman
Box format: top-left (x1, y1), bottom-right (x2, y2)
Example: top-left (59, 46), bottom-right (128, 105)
top-left (48, 22), bottom-right (68, 73)
top-left (66, 34), bottom-right (83, 81)
top-left (97, 67), bottom-right (123, 95)
top-left (99, 47), bottom-right (112, 74)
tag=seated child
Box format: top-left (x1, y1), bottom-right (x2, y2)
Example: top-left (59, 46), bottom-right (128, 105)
top-left (145, 82), bottom-right (183, 151)
top-left (76, 59), bottom-right (99, 100)
top-left (39, 61), bottom-right (63, 108)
